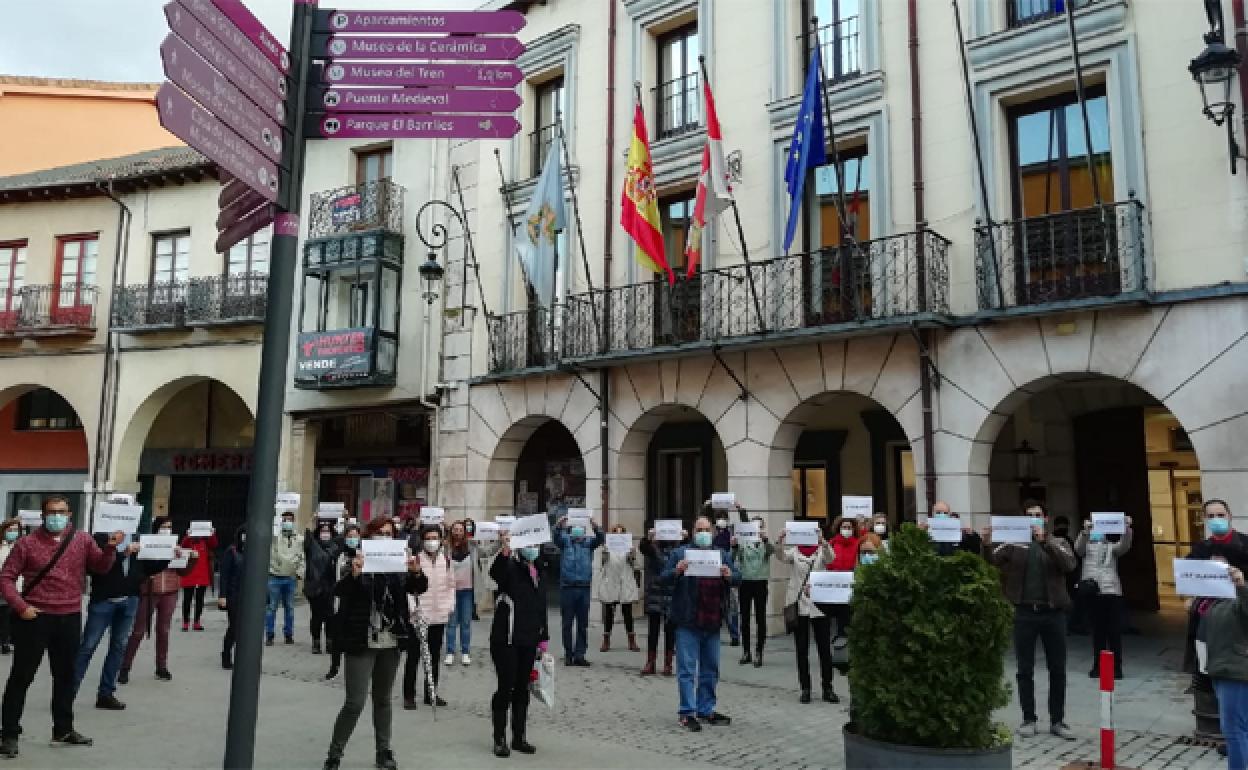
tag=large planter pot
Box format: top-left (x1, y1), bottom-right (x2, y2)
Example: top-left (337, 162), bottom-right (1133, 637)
top-left (844, 724), bottom-right (1012, 770)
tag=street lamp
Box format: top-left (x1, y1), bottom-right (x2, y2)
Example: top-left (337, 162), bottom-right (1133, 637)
top-left (1190, 0), bottom-right (1244, 172)
top-left (418, 251), bottom-right (444, 306)
top-left (1012, 439), bottom-right (1040, 502)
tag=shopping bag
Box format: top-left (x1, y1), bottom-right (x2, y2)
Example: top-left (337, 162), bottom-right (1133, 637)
top-left (530, 653), bottom-right (557, 709)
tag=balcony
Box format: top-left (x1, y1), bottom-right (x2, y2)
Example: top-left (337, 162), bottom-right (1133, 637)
top-left (1006, 0), bottom-right (1095, 28)
top-left (293, 327), bottom-right (397, 389)
top-left (816, 15), bottom-right (861, 83)
top-left (530, 123), bottom-right (558, 177)
top-left (112, 282), bottom-right (186, 331)
top-left (654, 73), bottom-right (700, 140)
top-left (306, 178), bottom-right (404, 240)
top-left (0, 284), bottom-right (97, 337)
top-left (112, 274), bottom-right (268, 332)
top-left (974, 198), bottom-right (1146, 312)
top-left (487, 228), bottom-right (949, 375)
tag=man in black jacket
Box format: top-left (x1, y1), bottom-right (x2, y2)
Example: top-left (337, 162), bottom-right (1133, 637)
top-left (72, 533), bottom-right (171, 710)
top-left (218, 526), bottom-right (246, 670)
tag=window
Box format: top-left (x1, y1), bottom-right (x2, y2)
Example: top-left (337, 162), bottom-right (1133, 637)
top-left (355, 146), bottom-right (393, 185)
top-left (531, 77), bottom-right (566, 176)
top-left (1009, 87), bottom-right (1112, 217)
top-left (152, 232), bottom-right (190, 285)
top-left (816, 145), bottom-right (870, 247)
top-left (807, 145), bottom-right (870, 324)
top-left (1008, 0), bottom-right (1093, 28)
top-left (791, 464), bottom-right (829, 519)
top-left (655, 23), bottom-right (700, 139)
top-left (655, 193), bottom-right (700, 344)
top-left (0, 241), bottom-right (26, 312)
top-left (225, 230), bottom-right (271, 275)
top-left (660, 194), bottom-right (695, 273)
top-left (15, 388), bottom-right (82, 430)
top-left (813, 0), bottom-right (861, 81)
top-left (55, 234), bottom-right (98, 308)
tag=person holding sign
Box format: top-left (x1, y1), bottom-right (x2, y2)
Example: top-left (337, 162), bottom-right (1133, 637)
top-left (321, 516), bottom-right (427, 770)
top-left (983, 500), bottom-right (1078, 741)
top-left (776, 526), bottom-right (837, 704)
top-left (708, 501), bottom-right (747, 647)
top-left (0, 519), bottom-right (22, 655)
top-left (324, 524), bottom-right (362, 681)
top-left (215, 525), bottom-right (247, 672)
top-left (304, 520), bottom-right (343, 655)
top-left (921, 501), bottom-right (983, 557)
top-left (0, 496), bottom-right (125, 757)
top-left (120, 518), bottom-right (196, 683)
top-left (554, 515), bottom-right (605, 666)
top-left (596, 525), bottom-right (641, 654)
top-left (488, 531), bottom-right (550, 758)
top-left (444, 521), bottom-right (479, 667)
top-left (731, 517), bottom-right (773, 667)
top-left (1074, 515), bottom-right (1133, 679)
top-left (1184, 499), bottom-right (1248, 684)
top-left (177, 525), bottom-right (217, 633)
top-left (403, 525), bottom-right (454, 710)
top-left (639, 526), bottom-right (687, 676)
top-left (267, 511), bottom-right (305, 647)
top-left (660, 516), bottom-right (742, 732)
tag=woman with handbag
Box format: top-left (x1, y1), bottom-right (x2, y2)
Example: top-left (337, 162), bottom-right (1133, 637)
top-left (638, 527), bottom-right (684, 676)
top-left (596, 525), bottom-right (641, 653)
top-left (1074, 516), bottom-right (1133, 679)
top-left (776, 528), bottom-right (837, 704)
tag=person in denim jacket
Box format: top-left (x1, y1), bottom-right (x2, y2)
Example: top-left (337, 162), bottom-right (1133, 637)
top-left (553, 516), bottom-right (604, 666)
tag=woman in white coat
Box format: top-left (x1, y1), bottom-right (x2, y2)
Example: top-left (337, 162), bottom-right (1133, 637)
top-left (596, 525), bottom-right (640, 653)
top-left (776, 529), bottom-right (839, 704)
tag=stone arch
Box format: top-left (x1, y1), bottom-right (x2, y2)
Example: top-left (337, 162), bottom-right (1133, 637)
top-left (0, 383), bottom-right (95, 493)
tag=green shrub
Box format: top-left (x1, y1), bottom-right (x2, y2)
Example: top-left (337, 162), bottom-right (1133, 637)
top-left (848, 524), bottom-right (1013, 749)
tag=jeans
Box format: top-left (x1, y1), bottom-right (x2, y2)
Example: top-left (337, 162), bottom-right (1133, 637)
top-left (794, 613), bottom-right (833, 692)
top-left (328, 647), bottom-right (400, 759)
top-left (124, 591), bottom-right (177, 671)
top-left (1014, 606), bottom-right (1067, 723)
top-left (265, 575), bottom-right (296, 639)
top-left (181, 585), bottom-right (207, 624)
top-left (403, 623), bottom-right (444, 701)
top-left (602, 602), bottom-right (634, 635)
top-left (446, 589), bottom-right (474, 655)
top-left (559, 585), bottom-right (591, 660)
top-left (675, 626), bottom-right (721, 717)
top-left (739, 580), bottom-right (768, 651)
top-left (1091, 594), bottom-right (1124, 672)
top-left (490, 641), bottom-right (537, 737)
top-left (74, 596), bottom-right (140, 698)
top-left (1215, 678), bottom-right (1248, 770)
top-left (2, 612), bottom-right (81, 739)
top-left (646, 612), bottom-right (675, 655)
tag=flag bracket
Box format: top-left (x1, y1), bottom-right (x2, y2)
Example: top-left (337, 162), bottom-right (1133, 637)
top-left (711, 347), bottom-right (749, 401)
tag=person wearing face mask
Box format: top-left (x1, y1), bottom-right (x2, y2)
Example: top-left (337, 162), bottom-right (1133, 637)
top-left (553, 515), bottom-right (605, 666)
top-left (731, 517), bottom-right (773, 667)
top-left (0, 519), bottom-right (22, 655)
top-left (596, 525), bottom-right (641, 654)
top-left (321, 517), bottom-right (427, 770)
top-left (869, 514), bottom-right (890, 551)
top-left (304, 520), bottom-right (342, 655)
top-left (983, 500), bottom-right (1078, 741)
top-left (826, 517), bottom-right (860, 642)
top-left (325, 524), bottom-right (362, 680)
top-left (216, 525), bottom-right (246, 670)
top-left (708, 502), bottom-right (747, 647)
top-left (922, 501), bottom-right (983, 557)
top-left (776, 525), bottom-right (836, 704)
top-left (0, 496), bottom-right (126, 757)
top-left (488, 532), bottom-right (549, 757)
top-left (444, 520), bottom-right (477, 667)
top-left (403, 525), bottom-right (454, 709)
top-left (639, 526), bottom-right (686, 676)
top-left (1074, 515), bottom-right (1133, 680)
top-left (661, 516), bottom-right (742, 731)
top-left (177, 524), bottom-right (217, 633)
top-left (267, 510), bottom-right (305, 647)
top-left (121, 518), bottom-right (197, 681)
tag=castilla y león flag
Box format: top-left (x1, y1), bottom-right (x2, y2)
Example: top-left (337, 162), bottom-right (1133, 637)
top-left (684, 76), bottom-right (733, 277)
top-left (621, 101), bottom-right (673, 284)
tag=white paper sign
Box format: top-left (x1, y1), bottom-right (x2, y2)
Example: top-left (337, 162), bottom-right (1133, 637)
top-left (419, 507), bottom-right (445, 525)
top-left (655, 519), bottom-right (683, 541)
top-left (733, 520), bottom-right (761, 544)
top-left (1175, 558), bottom-right (1237, 598)
top-left (927, 517), bottom-right (963, 543)
top-left (710, 493), bottom-right (736, 511)
top-left (106, 493), bottom-right (136, 506)
top-left (810, 570), bottom-right (855, 604)
top-left (17, 510), bottom-right (42, 529)
top-left (509, 514), bottom-right (552, 549)
top-left (168, 548), bottom-right (192, 570)
top-left (841, 496), bottom-right (873, 520)
top-left (137, 534), bottom-right (178, 560)
top-left (785, 521), bottom-right (820, 546)
top-left (93, 502), bottom-right (143, 535)
top-left (605, 533), bottom-right (632, 554)
top-left (189, 520), bottom-right (213, 537)
top-left (474, 521), bottom-right (500, 542)
top-left (991, 516), bottom-right (1033, 544)
top-left (362, 539), bottom-right (408, 573)
top-left (566, 508), bottom-right (594, 526)
top-left (1092, 512), bottom-right (1126, 536)
top-left (277, 493), bottom-right (301, 510)
top-left (495, 515), bottom-right (516, 532)
top-left (316, 501), bottom-right (345, 517)
top-left (684, 548), bottom-right (722, 577)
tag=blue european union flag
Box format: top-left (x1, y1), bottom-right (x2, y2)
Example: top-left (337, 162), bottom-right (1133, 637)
top-left (783, 47), bottom-right (828, 254)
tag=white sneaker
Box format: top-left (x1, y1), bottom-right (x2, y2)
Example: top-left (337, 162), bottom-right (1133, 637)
top-left (461, 653), bottom-right (472, 666)
top-left (443, 653), bottom-right (454, 666)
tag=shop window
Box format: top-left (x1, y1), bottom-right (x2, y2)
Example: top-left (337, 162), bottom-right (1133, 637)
top-left (15, 388), bottom-right (82, 430)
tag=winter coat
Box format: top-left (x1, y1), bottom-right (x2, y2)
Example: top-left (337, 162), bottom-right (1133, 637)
top-left (776, 544), bottom-right (832, 618)
top-left (219, 546), bottom-right (244, 603)
top-left (1191, 531), bottom-right (1248, 573)
top-left (303, 531), bottom-right (341, 599)
top-left (640, 537), bottom-right (680, 616)
top-left (595, 547), bottom-right (640, 604)
top-left (0, 542), bottom-right (20, 603)
top-left (828, 534), bottom-right (859, 572)
top-left (490, 554), bottom-right (549, 648)
top-left (733, 541), bottom-right (774, 582)
top-left (1204, 585), bottom-right (1248, 683)
top-left (1074, 527), bottom-right (1133, 596)
top-left (936, 530), bottom-right (984, 558)
top-left (179, 533), bottom-right (218, 588)
top-left (474, 540), bottom-right (501, 593)
top-left (269, 531), bottom-right (304, 579)
top-left (332, 570), bottom-right (427, 655)
top-left (411, 548), bottom-right (456, 625)
top-left (554, 525), bottom-right (605, 587)
top-left (985, 537), bottom-right (1078, 609)
top-left (658, 545), bottom-right (742, 629)
top-left (88, 534), bottom-right (169, 601)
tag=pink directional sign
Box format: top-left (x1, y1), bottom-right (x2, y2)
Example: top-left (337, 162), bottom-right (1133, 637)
top-left (317, 34), bottom-right (524, 62)
top-left (315, 9), bottom-right (525, 35)
top-left (322, 61), bottom-right (522, 88)
top-left (219, 178), bottom-right (250, 209)
top-left (216, 203), bottom-right (275, 254)
top-left (217, 188), bottom-right (268, 229)
top-left (157, 84), bottom-right (279, 202)
top-left (161, 35), bottom-right (283, 163)
top-left (165, 1), bottom-right (285, 124)
top-left (209, 0), bottom-right (289, 74)
top-left (314, 86), bottom-right (520, 114)
top-left (309, 113), bottom-right (521, 140)
top-left (180, 0), bottom-right (287, 95)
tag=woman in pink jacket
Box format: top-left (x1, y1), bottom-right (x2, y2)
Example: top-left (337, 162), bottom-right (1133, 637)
top-left (403, 525), bottom-right (456, 709)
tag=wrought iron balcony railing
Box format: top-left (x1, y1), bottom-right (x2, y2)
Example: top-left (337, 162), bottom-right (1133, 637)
top-left (487, 228), bottom-right (949, 374)
top-left (187, 272), bottom-right (267, 325)
top-left (307, 178), bottom-right (404, 240)
top-left (112, 282), bottom-right (186, 330)
top-left (654, 73), bottom-right (700, 140)
top-left (974, 197), bottom-right (1146, 312)
top-left (0, 284), bottom-right (97, 334)
top-left (1007, 0), bottom-right (1095, 28)
top-left (530, 123), bottom-right (558, 177)
top-left (816, 15), bottom-right (862, 83)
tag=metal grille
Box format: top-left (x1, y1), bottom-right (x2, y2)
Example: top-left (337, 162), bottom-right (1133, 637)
top-left (1007, 0), bottom-right (1095, 28)
top-left (307, 179), bottom-right (405, 239)
top-left (186, 273), bottom-right (267, 324)
top-left (112, 282), bottom-right (185, 329)
top-left (654, 73), bottom-right (700, 140)
top-left (530, 123), bottom-right (559, 177)
top-left (816, 16), bottom-right (861, 82)
top-left (16, 284), bottom-right (97, 330)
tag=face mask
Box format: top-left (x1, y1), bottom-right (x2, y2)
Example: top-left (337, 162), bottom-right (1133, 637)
top-left (465, 525), bottom-right (475, 535)
top-left (423, 539), bottom-right (441, 553)
top-left (840, 528), bottom-right (854, 538)
top-left (861, 552), bottom-right (879, 565)
top-left (159, 528), bottom-right (173, 536)
top-left (3, 531), bottom-right (16, 543)
top-left (319, 532), bottom-right (332, 542)
top-left (1031, 517), bottom-right (1045, 529)
top-left (45, 514), bottom-right (68, 533)
top-left (873, 524), bottom-right (887, 535)
top-left (570, 526), bottom-right (585, 538)
top-left (934, 512), bottom-right (950, 519)
top-left (1209, 517), bottom-right (1231, 536)
top-left (520, 546), bottom-right (540, 561)
top-left (693, 531), bottom-right (712, 548)
top-left (345, 536), bottom-right (360, 548)
top-left (281, 521), bottom-right (294, 533)
top-left (1089, 532), bottom-right (1105, 543)
top-left (716, 519), bottom-right (729, 529)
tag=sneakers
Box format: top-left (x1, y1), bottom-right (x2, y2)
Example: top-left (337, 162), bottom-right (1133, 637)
top-left (443, 653), bottom-right (454, 666)
top-left (312, 640), bottom-right (322, 655)
top-left (678, 715), bottom-right (702, 732)
top-left (181, 621), bottom-right (189, 632)
top-left (0, 736), bottom-right (15, 759)
top-left (193, 622), bottom-right (204, 632)
top-left (155, 669), bottom-right (172, 681)
top-left (1050, 722), bottom-right (1076, 741)
top-left (50, 730), bottom-right (93, 747)
top-left (571, 657), bottom-right (591, 667)
top-left (325, 664), bottom-right (339, 680)
top-left (95, 694), bottom-right (125, 710)
top-left (221, 652), bottom-right (233, 670)
top-left (284, 635), bottom-right (294, 645)
top-left (799, 689), bottom-right (812, 704)
top-left (375, 749), bottom-right (398, 770)
top-left (118, 669), bottom-right (129, 685)
top-left (461, 653), bottom-right (471, 666)
top-left (700, 712), bottom-right (731, 726)
top-left (402, 698), bottom-right (418, 711)
top-left (1018, 720), bottom-right (1038, 737)
top-left (322, 757), bottom-right (340, 770)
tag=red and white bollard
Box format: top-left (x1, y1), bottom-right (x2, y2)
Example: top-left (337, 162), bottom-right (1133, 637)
top-left (1099, 649), bottom-right (1115, 769)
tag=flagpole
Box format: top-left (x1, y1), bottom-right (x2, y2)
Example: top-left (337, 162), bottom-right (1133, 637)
top-left (548, 232), bottom-right (560, 365)
top-left (494, 148), bottom-right (541, 365)
top-left (555, 111), bottom-right (604, 351)
top-left (810, 17), bottom-right (856, 251)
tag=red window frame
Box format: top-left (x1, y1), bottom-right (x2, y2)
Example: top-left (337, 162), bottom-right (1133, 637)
top-left (0, 240), bottom-right (25, 312)
top-left (54, 233), bottom-right (98, 306)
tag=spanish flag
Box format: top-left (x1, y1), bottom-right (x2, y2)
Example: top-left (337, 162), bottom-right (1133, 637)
top-left (621, 101), bottom-right (673, 284)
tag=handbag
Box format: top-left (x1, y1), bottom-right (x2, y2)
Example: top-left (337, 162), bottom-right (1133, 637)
top-left (21, 526), bottom-right (78, 599)
top-left (784, 560), bottom-right (816, 634)
top-left (1077, 577), bottom-right (1100, 600)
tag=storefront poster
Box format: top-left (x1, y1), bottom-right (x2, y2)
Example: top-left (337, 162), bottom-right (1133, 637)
top-left (295, 328), bottom-right (374, 381)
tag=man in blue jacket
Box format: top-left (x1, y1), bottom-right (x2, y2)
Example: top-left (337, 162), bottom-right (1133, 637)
top-left (554, 515), bottom-right (604, 666)
top-left (661, 516), bottom-right (742, 732)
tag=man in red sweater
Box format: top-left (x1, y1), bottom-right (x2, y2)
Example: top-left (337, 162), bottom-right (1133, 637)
top-left (0, 496), bottom-right (124, 758)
